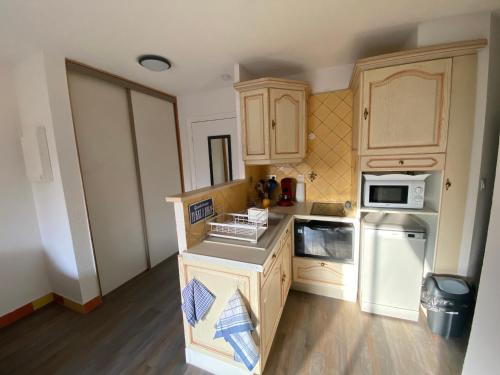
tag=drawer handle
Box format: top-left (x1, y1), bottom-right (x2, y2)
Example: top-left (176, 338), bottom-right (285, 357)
top-left (282, 274), bottom-right (286, 283)
top-left (320, 262), bottom-right (326, 267)
top-left (363, 108), bottom-right (369, 120)
top-left (398, 160), bottom-right (404, 165)
top-left (272, 253), bottom-right (277, 259)
top-left (272, 119), bottom-right (276, 129)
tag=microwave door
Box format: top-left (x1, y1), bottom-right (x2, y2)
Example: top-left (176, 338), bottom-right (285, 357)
top-left (367, 184), bottom-right (409, 208)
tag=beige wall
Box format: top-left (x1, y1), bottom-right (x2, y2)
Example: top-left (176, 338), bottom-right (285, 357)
top-left (264, 89), bottom-right (353, 203)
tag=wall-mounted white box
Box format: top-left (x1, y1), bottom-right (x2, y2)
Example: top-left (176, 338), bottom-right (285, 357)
top-left (21, 126), bottom-right (53, 183)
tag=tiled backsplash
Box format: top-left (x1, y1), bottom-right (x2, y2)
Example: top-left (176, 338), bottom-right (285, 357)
top-left (182, 181), bottom-right (248, 249)
top-left (264, 89), bottom-right (353, 202)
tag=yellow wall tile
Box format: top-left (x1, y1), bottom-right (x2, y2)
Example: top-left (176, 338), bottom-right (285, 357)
top-left (265, 89), bottom-right (353, 203)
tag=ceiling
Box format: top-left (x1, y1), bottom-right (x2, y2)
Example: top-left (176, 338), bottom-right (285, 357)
top-left (0, 0), bottom-right (498, 95)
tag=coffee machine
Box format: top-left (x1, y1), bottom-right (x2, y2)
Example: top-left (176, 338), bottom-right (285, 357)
top-left (278, 178), bottom-right (294, 206)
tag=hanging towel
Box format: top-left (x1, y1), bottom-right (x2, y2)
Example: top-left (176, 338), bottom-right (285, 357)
top-left (181, 278), bottom-right (215, 326)
top-left (214, 290), bottom-right (259, 371)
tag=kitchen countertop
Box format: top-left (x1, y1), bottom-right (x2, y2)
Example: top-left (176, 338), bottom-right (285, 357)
top-left (181, 214), bottom-right (293, 272)
top-left (180, 202), bottom-right (359, 271)
top-left (270, 202), bottom-right (359, 222)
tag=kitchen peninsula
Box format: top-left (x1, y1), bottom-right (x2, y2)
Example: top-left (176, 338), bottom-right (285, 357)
top-left (166, 179), bottom-right (359, 374)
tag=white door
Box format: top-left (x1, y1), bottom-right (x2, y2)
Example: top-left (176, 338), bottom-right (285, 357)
top-left (67, 71), bottom-right (148, 295)
top-left (191, 117), bottom-right (238, 189)
top-left (130, 90), bottom-right (182, 267)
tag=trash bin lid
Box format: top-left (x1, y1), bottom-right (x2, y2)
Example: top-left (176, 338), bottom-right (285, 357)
top-left (434, 277), bottom-right (469, 295)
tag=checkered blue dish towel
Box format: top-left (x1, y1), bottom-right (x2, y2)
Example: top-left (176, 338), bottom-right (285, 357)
top-left (181, 278), bottom-right (215, 326)
top-left (214, 290), bottom-right (259, 371)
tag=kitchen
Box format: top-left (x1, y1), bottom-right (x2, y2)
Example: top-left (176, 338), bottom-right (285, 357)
top-left (1, 3), bottom-right (500, 375)
top-left (167, 39), bottom-right (485, 374)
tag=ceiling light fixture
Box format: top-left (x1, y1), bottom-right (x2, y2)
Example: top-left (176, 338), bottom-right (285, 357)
top-left (138, 55), bottom-right (171, 72)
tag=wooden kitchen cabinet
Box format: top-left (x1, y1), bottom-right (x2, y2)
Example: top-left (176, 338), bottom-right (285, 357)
top-left (235, 78), bottom-right (309, 165)
top-left (434, 54), bottom-right (477, 274)
top-left (360, 153), bottom-right (446, 172)
top-left (178, 219), bottom-right (293, 374)
top-left (292, 256), bottom-right (359, 302)
top-left (350, 40), bottom-right (485, 276)
top-left (260, 254), bottom-right (283, 364)
top-left (239, 88), bottom-right (270, 161)
top-left (360, 59), bottom-right (452, 156)
top-left (281, 235), bottom-right (292, 304)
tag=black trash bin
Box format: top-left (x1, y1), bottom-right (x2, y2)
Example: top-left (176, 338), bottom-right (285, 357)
top-left (421, 274), bottom-right (473, 338)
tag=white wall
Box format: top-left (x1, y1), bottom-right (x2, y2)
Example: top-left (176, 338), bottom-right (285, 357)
top-left (467, 12), bottom-right (500, 285)
top-left (286, 64), bottom-right (354, 93)
top-left (0, 63), bottom-right (52, 316)
top-left (417, 12), bottom-right (496, 283)
top-left (177, 86), bottom-right (241, 191)
top-left (462, 136), bottom-right (500, 375)
top-left (43, 52), bottom-right (100, 302)
top-left (13, 52), bottom-right (100, 304)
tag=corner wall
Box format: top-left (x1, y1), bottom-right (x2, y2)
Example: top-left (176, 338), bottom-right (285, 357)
top-left (0, 63), bottom-right (51, 316)
top-left (13, 52), bottom-right (100, 304)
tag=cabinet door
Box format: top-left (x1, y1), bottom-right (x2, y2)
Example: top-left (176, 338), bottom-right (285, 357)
top-left (240, 88), bottom-right (270, 161)
top-left (434, 55), bottom-right (477, 274)
top-left (261, 257), bottom-right (283, 364)
top-left (281, 235), bottom-right (292, 305)
top-left (293, 257), bottom-right (346, 287)
top-left (361, 59), bottom-right (451, 155)
top-left (269, 88), bottom-right (306, 159)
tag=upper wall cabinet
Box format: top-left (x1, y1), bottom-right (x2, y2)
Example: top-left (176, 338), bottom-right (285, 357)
top-left (361, 59), bottom-right (452, 156)
top-left (235, 78), bottom-right (309, 165)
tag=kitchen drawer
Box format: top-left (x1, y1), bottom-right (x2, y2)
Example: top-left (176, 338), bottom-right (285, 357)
top-left (292, 257), bottom-right (346, 287)
top-left (361, 153), bottom-right (445, 171)
top-left (261, 222), bottom-right (291, 287)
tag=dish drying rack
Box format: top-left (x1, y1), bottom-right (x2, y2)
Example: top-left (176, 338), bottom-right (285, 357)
top-left (206, 208), bottom-right (269, 243)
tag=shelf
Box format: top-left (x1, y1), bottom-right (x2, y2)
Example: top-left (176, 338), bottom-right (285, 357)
top-left (360, 206), bottom-right (439, 216)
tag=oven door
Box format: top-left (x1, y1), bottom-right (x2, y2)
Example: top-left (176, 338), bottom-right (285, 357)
top-left (294, 220), bottom-right (354, 263)
top-left (364, 182), bottom-right (411, 208)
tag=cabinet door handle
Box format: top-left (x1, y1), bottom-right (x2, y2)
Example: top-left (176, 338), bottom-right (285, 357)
top-left (320, 262), bottom-right (326, 267)
top-left (272, 253), bottom-right (277, 259)
top-left (282, 274), bottom-right (286, 283)
top-left (399, 160), bottom-right (405, 165)
top-left (445, 178), bottom-right (452, 191)
top-left (363, 108), bottom-right (369, 120)
top-left (272, 119), bottom-right (276, 129)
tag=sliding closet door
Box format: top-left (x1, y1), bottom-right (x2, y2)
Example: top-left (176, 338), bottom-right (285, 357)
top-left (130, 90), bottom-right (182, 266)
top-left (67, 71), bottom-right (148, 295)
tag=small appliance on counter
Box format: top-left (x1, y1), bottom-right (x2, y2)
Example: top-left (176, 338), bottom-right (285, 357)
top-left (278, 177), bottom-right (294, 206)
top-left (363, 173), bottom-right (430, 209)
top-left (295, 175), bottom-right (305, 203)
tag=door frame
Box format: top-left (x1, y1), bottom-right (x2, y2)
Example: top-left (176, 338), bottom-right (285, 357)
top-left (187, 112), bottom-right (237, 189)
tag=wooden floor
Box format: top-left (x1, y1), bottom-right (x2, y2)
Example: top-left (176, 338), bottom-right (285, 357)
top-left (0, 255), bottom-right (467, 375)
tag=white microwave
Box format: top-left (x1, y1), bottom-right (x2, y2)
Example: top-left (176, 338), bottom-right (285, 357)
top-left (363, 174), bottom-right (430, 209)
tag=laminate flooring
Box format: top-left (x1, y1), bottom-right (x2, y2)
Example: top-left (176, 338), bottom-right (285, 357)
top-left (0, 255), bottom-right (467, 375)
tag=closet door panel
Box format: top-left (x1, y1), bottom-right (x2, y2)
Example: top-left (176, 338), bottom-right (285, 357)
top-left (130, 90), bottom-right (182, 266)
top-left (68, 71), bottom-right (148, 295)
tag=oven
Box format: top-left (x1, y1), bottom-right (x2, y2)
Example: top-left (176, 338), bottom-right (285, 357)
top-left (294, 219), bottom-right (354, 263)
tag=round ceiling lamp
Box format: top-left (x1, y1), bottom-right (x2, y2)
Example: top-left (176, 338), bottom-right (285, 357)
top-left (138, 55), bottom-right (171, 72)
